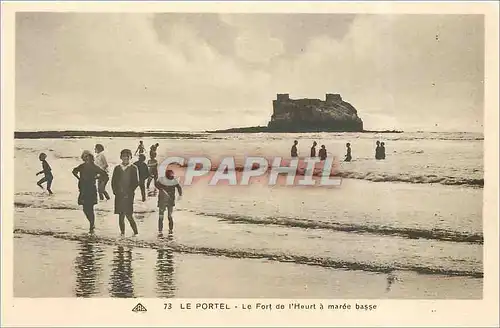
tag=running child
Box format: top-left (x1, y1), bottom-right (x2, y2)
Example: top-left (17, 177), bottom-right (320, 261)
top-left (111, 149), bottom-right (139, 237)
top-left (36, 153), bottom-right (54, 195)
top-left (135, 141), bottom-right (145, 156)
top-left (155, 169), bottom-right (183, 235)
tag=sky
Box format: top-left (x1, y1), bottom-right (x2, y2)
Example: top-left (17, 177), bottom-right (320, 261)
top-left (15, 13), bottom-right (484, 132)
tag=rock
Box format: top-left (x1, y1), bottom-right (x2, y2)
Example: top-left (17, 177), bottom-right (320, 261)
top-left (267, 93), bottom-right (364, 132)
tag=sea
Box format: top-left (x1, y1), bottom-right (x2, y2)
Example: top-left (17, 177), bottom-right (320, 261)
top-left (13, 131), bottom-right (483, 298)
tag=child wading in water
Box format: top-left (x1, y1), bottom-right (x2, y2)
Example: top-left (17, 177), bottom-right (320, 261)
top-left (111, 149), bottom-right (139, 237)
top-left (345, 143), bottom-right (352, 162)
top-left (94, 144), bottom-right (111, 200)
top-left (135, 141), bottom-right (145, 156)
top-left (72, 150), bottom-right (108, 233)
top-left (36, 153), bottom-right (54, 194)
top-left (147, 152), bottom-right (159, 191)
top-left (155, 169), bottom-right (183, 235)
top-left (134, 154), bottom-right (149, 202)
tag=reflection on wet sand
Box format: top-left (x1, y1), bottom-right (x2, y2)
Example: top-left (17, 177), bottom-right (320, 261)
top-left (156, 234), bottom-right (176, 298)
top-left (109, 246), bottom-right (134, 298)
top-left (74, 238), bottom-right (104, 297)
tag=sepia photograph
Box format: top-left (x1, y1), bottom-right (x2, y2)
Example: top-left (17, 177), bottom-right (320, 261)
top-left (2, 2), bottom-right (499, 326)
top-left (12, 10), bottom-right (486, 300)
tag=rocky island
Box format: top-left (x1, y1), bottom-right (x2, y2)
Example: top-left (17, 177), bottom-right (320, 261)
top-left (267, 93), bottom-right (363, 132)
top-left (209, 93), bottom-right (382, 133)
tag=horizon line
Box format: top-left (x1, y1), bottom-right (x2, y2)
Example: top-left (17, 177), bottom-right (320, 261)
top-left (13, 129), bottom-right (483, 134)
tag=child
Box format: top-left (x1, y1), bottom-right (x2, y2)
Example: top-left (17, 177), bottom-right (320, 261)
top-left (380, 142), bottom-right (386, 159)
top-left (135, 141), bottom-right (145, 156)
top-left (155, 169), bottom-right (183, 235)
top-left (291, 140), bottom-right (298, 158)
top-left (147, 152), bottom-right (159, 190)
top-left (134, 154), bottom-right (149, 202)
top-left (111, 149), bottom-right (139, 237)
top-left (72, 150), bottom-right (108, 233)
top-left (345, 143), bottom-right (352, 162)
top-left (310, 141), bottom-right (317, 158)
top-left (94, 143), bottom-right (110, 200)
top-left (36, 153), bottom-right (53, 195)
top-left (149, 143), bottom-right (159, 159)
top-left (375, 141), bottom-right (381, 159)
top-left (318, 145), bottom-right (327, 161)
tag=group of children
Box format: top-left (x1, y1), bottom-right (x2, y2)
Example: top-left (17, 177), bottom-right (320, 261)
top-left (36, 141), bottom-right (183, 237)
top-left (34, 138), bottom-right (389, 236)
top-left (290, 140), bottom-right (386, 162)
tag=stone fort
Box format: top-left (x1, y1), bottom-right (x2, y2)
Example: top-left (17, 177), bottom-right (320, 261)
top-left (268, 93), bottom-right (364, 132)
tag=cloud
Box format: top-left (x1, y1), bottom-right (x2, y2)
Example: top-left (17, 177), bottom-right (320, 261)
top-left (15, 13), bottom-right (484, 132)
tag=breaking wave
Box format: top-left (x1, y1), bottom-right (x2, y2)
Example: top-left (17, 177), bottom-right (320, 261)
top-left (336, 171), bottom-right (484, 187)
top-left (13, 228), bottom-right (483, 279)
top-left (14, 201), bottom-right (156, 214)
top-left (189, 211), bottom-right (483, 244)
top-left (171, 162), bottom-right (483, 188)
top-left (14, 201), bottom-right (482, 244)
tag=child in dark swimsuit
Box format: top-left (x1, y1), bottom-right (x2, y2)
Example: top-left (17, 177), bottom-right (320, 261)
top-left (149, 143), bottom-right (159, 159)
top-left (135, 141), bottom-right (145, 156)
top-left (72, 150), bottom-right (108, 233)
top-left (36, 153), bottom-right (53, 195)
top-left (345, 143), bottom-right (352, 162)
top-left (318, 145), bottom-right (327, 161)
top-left (147, 152), bottom-right (159, 190)
top-left (134, 154), bottom-right (149, 202)
top-left (291, 140), bottom-right (298, 158)
top-left (380, 142), bottom-right (386, 159)
top-left (375, 141), bottom-right (381, 159)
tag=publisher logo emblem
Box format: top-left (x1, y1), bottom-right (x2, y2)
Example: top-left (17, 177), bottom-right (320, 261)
top-left (132, 303), bottom-right (147, 313)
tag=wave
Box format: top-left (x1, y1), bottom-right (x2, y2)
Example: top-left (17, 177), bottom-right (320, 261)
top-left (14, 228), bottom-right (483, 278)
top-left (14, 200), bottom-right (482, 244)
top-left (205, 132), bottom-right (484, 141)
top-left (14, 201), bottom-right (156, 214)
top-left (189, 211), bottom-right (483, 244)
top-left (336, 171), bottom-right (484, 187)
top-left (170, 162), bottom-right (484, 188)
top-left (384, 136), bottom-right (484, 141)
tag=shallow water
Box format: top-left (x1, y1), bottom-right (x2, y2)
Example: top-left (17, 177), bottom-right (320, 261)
top-left (15, 235), bottom-right (482, 299)
top-left (13, 132), bottom-right (483, 298)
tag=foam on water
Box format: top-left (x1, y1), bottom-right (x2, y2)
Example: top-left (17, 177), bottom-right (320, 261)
top-left (14, 228), bottom-right (483, 278)
top-left (12, 132), bottom-right (484, 294)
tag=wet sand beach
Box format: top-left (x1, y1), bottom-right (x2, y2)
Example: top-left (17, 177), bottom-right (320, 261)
top-left (13, 132), bottom-right (483, 298)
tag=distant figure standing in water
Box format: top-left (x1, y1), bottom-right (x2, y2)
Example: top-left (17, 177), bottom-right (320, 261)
top-left (135, 141), bottom-right (145, 156)
top-left (111, 149), bottom-right (139, 237)
top-left (150, 143), bottom-right (159, 159)
top-left (318, 145), bottom-right (327, 161)
top-left (310, 141), bottom-right (317, 157)
top-left (147, 152), bottom-right (159, 190)
top-left (72, 150), bottom-right (108, 233)
top-left (380, 142), bottom-right (386, 159)
top-left (36, 153), bottom-right (54, 195)
top-left (134, 154), bottom-right (149, 202)
top-left (94, 144), bottom-right (110, 201)
top-left (345, 143), bottom-right (352, 162)
top-left (291, 140), bottom-right (298, 158)
top-left (155, 169), bottom-right (183, 235)
top-left (375, 141), bottom-right (382, 160)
